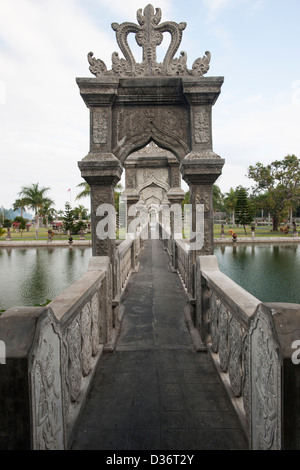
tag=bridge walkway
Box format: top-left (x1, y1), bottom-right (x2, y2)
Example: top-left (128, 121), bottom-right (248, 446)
top-left (71, 239), bottom-right (248, 450)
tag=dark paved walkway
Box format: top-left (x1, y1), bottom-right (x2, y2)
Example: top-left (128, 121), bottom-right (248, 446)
top-left (71, 240), bottom-right (248, 450)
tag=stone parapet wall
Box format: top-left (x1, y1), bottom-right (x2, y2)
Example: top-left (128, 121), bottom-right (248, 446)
top-left (171, 239), bottom-right (300, 449)
top-left (197, 255), bottom-right (300, 449)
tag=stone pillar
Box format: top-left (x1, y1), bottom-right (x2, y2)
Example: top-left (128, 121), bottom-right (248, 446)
top-left (181, 77), bottom-right (225, 296)
top-left (76, 76), bottom-right (121, 249)
top-left (167, 190), bottom-right (185, 266)
top-left (78, 155), bottom-right (122, 256)
top-left (78, 156), bottom-right (122, 301)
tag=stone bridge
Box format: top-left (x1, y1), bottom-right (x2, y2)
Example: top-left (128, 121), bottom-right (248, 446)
top-left (1, 4), bottom-right (300, 451)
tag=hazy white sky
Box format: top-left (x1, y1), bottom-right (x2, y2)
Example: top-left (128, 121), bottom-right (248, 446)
top-left (1, 0), bottom-right (299, 212)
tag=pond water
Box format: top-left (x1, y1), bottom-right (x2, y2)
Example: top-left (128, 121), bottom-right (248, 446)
top-left (214, 243), bottom-right (300, 304)
top-left (0, 243), bottom-right (299, 312)
top-left (0, 247), bottom-right (92, 311)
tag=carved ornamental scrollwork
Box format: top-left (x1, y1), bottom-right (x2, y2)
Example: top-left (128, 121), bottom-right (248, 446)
top-left (81, 303), bottom-right (92, 377)
top-left (250, 307), bottom-right (281, 450)
top-left (228, 315), bottom-right (243, 397)
top-left (242, 331), bottom-right (251, 424)
top-left (218, 304), bottom-right (229, 372)
top-left (93, 109), bottom-right (108, 144)
top-left (210, 292), bottom-right (220, 353)
top-left (91, 292), bottom-right (100, 355)
top-left (87, 4), bottom-right (211, 78)
top-left (67, 319), bottom-right (82, 402)
top-left (31, 316), bottom-right (64, 450)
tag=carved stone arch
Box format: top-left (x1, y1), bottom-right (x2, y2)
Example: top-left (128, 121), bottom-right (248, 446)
top-left (141, 175), bottom-right (170, 193)
top-left (113, 129), bottom-right (188, 164)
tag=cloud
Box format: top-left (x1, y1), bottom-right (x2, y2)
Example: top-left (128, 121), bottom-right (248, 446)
top-left (213, 87), bottom-right (300, 193)
top-left (203, 0), bottom-right (233, 19)
top-left (0, 0), bottom-right (118, 210)
top-left (96, 0), bottom-right (172, 18)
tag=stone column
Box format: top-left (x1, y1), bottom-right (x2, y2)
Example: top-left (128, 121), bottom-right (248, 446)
top-left (181, 77), bottom-right (225, 296)
top-left (167, 189), bottom-right (185, 266)
top-left (76, 77), bottom-right (123, 299)
top-left (78, 156), bottom-right (122, 302)
top-left (78, 155), bottom-right (122, 256)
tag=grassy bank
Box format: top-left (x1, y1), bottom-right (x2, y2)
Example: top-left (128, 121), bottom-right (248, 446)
top-left (0, 223), bottom-right (298, 242)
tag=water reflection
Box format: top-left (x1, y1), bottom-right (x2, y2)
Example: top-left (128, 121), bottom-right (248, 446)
top-left (1, 243), bottom-right (300, 312)
top-left (0, 247), bottom-right (92, 311)
top-left (215, 244), bottom-right (300, 304)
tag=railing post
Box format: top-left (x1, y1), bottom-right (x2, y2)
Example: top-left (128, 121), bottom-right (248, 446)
top-left (249, 302), bottom-right (300, 450)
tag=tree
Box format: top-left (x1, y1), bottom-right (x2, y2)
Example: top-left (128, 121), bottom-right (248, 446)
top-left (13, 216), bottom-right (27, 236)
top-left (41, 200), bottom-right (56, 228)
top-left (224, 188), bottom-right (237, 226)
top-left (248, 155), bottom-right (300, 231)
top-left (13, 198), bottom-right (27, 218)
top-left (76, 181), bottom-right (90, 201)
top-left (18, 183), bottom-right (54, 239)
top-left (63, 202), bottom-right (75, 235)
top-left (235, 186), bottom-right (253, 235)
top-left (73, 205), bottom-right (89, 220)
top-left (213, 185), bottom-right (224, 212)
top-left (76, 181), bottom-right (123, 213)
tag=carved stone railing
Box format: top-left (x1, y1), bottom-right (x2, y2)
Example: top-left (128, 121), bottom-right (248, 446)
top-left (0, 256), bottom-right (112, 450)
top-left (168, 240), bottom-right (300, 449)
top-left (195, 255), bottom-right (300, 450)
top-left (116, 232), bottom-right (143, 296)
top-left (118, 239), bottom-right (133, 291)
top-left (175, 239), bottom-right (190, 291)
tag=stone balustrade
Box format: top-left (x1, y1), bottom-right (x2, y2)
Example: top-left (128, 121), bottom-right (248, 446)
top-left (172, 240), bottom-right (300, 449)
top-left (0, 233), bottom-right (144, 450)
top-left (116, 232), bottom-right (143, 297)
top-left (0, 256), bottom-right (112, 450)
top-left (175, 239), bottom-right (190, 292)
top-left (118, 239), bottom-right (134, 291)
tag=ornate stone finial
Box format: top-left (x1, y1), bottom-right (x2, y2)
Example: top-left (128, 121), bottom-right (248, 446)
top-left (88, 4), bottom-right (211, 78)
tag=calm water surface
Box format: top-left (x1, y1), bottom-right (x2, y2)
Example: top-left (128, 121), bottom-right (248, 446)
top-left (215, 244), bottom-right (300, 304)
top-left (1, 243), bottom-right (300, 311)
top-left (0, 247), bottom-right (92, 311)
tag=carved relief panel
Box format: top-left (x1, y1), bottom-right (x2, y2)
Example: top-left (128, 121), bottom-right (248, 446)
top-left (31, 316), bottom-right (64, 450)
top-left (219, 304), bottom-right (229, 372)
top-left (67, 318), bottom-right (82, 402)
top-left (194, 107), bottom-right (210, 144)
top-left (113, 106), bottom-right (189, 159)
top-left (250, 306), bottom-right (282, 450)
top-left (92, 108), bottom-right (108, 145)
top-left (210, 292), bottom-right (220, 353)
top-left (91, 292), bottom-right (100, 355)
top-left (81, 303), bottom-right (92, 377)
top-left (228, 315), bottom-right (243, 397)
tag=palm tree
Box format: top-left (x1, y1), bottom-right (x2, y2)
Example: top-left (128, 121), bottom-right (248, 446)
top-left (224, 187), bottom-right (237, 227)
top-left (213, 185), bottom-right (224, 212)
top-left (41, 200), bottom-right (56, 228)
top-left (18, 183), bottom-right (54, 239)
top-left (76, 182), bottom-right (90, 201)
top-left (76, 181), bottom-right (123, 212)
top-left (73, 204), bottom-right (89, 220)
top-left (13, 198), bottom-right (27, 218)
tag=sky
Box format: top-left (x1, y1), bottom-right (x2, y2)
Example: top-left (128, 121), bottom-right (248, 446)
top-left (0, 0), bottom-right (299, 213)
